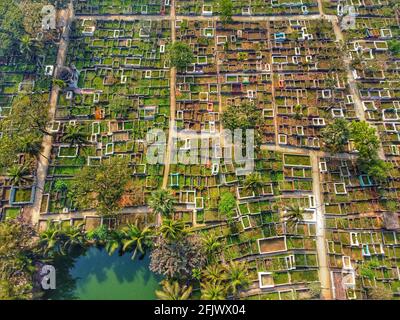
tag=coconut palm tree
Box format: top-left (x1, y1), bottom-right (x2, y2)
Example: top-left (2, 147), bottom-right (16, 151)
top-left (200, 281), bottom-right (226, 300)
top-left (86, 224), bottom-right (108, 245)
top-left (159, 219), bottom-right (186, 241)
top-left (39, 221), bottom-right (62, 255)
top-left (283, 205), bottom-right (304, 226)
top-left (155, 280), bottom-right (192, 300)
top-left (61, 123), bottom-right (89, 149)
top-left (104, 229), bottom-right (122, 256)
top-left (224, 261), bottom-right (250, 298)
top-left (148, 189), bottom-right (175, 220)
top-left (121, 222), bottom-right (153, 260)
top-left (19, 35), bottom-right (34, 60)
top-left (7, 164), bottom-right (32, 187)
top-left (17, 134), bottom-right (44, 159)
top-left (243, 172), bottom-right (263, 193)
top-left (62, 223), bottom-right (86, 253)
top-left (203, 264), bottom-right (226, 283)
top-left (201, 233), bottom-right (222, 261)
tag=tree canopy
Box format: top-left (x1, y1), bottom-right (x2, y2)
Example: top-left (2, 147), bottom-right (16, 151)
top-left (70, 157), bottom-right (132, 216)
top-left (322, 118), bottom-right (350, 153)
top-left (0, 94), bottom-right (50, 170)
top-left (168, 41), bottom-right (194, 69)
top-left (0, 218), bottom-right (39, 300)
top-left (221, 103), bottom-right (261, 131)
top-left (219, 0), bottom-right (233, 23)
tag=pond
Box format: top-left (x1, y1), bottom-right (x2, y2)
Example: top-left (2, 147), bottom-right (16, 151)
top-left (45, 246), bottom-right (161, 300)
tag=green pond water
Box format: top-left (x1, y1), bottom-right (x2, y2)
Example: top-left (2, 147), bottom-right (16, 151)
top-left (46, 247), bottom-right (161, 300)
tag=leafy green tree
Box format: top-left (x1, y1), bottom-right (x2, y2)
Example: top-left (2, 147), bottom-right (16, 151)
top-left (350, 121), bottom-right (380, 161)
top-left (361, 159), bottom-right (393, 183)
top-left (200, 281), bottom-right (226, 300)
top-left (221, 103), bottom-right (261, 131)
top-left (155, 280), bottom-right (192, 300)
top-left (70, 157), bottom-right (131, 216)
top-left (121, 222), bottom-right (153, 260)
top-left (388, 40), bottom-right (400, 56)
top-left (322, 118), bottom-right (350, 153)
top-left (349, 121), bottom-right (392, 182)
top-left (168, 41), bottom-right (194, 69)
top-left (219, 0), bottom-right (233, 23)
top-left (0, 94), bottom-right (50, 170)
top-left (219, 192), bottom-right (236, 219)
top-left (148, 189), bottom-right (175, 219)
top-left (0, 2), bottom-right (25, 55)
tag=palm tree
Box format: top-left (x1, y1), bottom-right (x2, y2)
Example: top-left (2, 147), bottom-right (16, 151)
top-left (159, 219), bottom-right (186, 241)
top-left (121, 222), bottom-right (153, 260)
top-left (104, 230), bottom-right (122, 256)
top-left (224, 261), bottom-right (250, 298)
top-left (62, 223), bottom-right (86, 253)
top-left (243, 172), bottom-right (263, 193)
top-left (201, 233), bottom-right (222, 261)
top-left (17, 134), bottom-right (44, 159)
top-left (283, 205), bottom-right (304, 226)
top-left (200, 281), bottom-right (226, 300)
top-left (148, 189), bottom-right (175, 220)
top-left (7, 164), bottom-right (32, 187)
top-left (61, 123), bottom-right (89, 149)
top-left (203, 264), bottom-right (226, 283)
top-left (19, 35), bottom-right (33, 59)
top-left (39, 221), bottom-right (62, 255)
top-left (155, 280), bottom-right (192, 300)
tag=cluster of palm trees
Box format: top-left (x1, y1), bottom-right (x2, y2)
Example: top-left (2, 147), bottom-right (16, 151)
top-left (39, 219), bottom-right (155, 260)
top-left (39, 221), bottom-right (86, 256)
top-left (155, 260), bottom-right (251, 300)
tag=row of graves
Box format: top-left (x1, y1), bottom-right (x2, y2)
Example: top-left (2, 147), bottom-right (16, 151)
top-left (175, 19), bottom-right (276, 142)
top-left (73, 0), bottom-right (171, 15)
top-left (320, 156), bottom-right (400, 299)
top-left (270, 19), bottom-right (359, 149)
top-left (175, 0), bottom-right (319, 16)
top-left (323, 0), bottom-right (395, 17)
top-left (40, 19), bottom-right (171, 216)
top-left (0, 36), bottom-right (59, 220)
top-left (342, 14), bottom-right (400, 157)
top-left (168, 126), bottom-right (322, 298)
